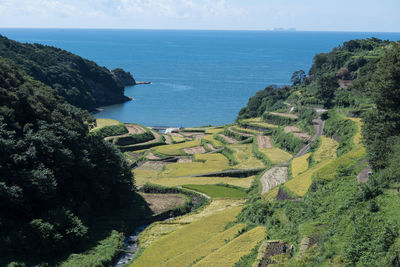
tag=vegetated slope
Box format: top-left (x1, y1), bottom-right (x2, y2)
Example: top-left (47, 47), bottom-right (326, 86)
top-left (0, 58), bottom-right (148, 264)
top-left (0, 35), bottom-right (132, 110)
top-left (235, 40), bottom-right (400, 266)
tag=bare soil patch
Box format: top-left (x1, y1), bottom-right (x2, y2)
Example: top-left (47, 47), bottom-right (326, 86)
top-left (217, 134), bottom-right (238, 144)
top-left (138, 193), bottom-right (186, 214)
top-left (357, 165), bottom-right (372, 183)
top-left (206, 143), bottom-right (216, 151)
top-left (135, 161), bottom-right (167, 171)
top-left (228, 126), bottom-right (253, 137)
top-left (171, 133), bottom-right (184, 138)
top-left (177, 156), bottom-right (193, 163)
top-left (293, 132), bottom-right (311, 141)
top-left (163, 134), bottom-right (172, 144)
top-left (259, 241), bottom-right (289, 267)
top-left (183, 146), bottom-right (206, 154)
top-left (260, 167), bottom-right (289, 194)
top-left (284, 126), bottom-right (301, 133)
top-left (146, 151), bottom-right (161, 160)
top-left (126, 124), bottom-right (146, 134)
top-left (181, 132), bottom-right (204, 137)
top-left (104, 124), bottom-right (149, 142)
top-left (257, 135), bottom-right (273, 149)
top-left (270, 112), bottom-right (298, 119)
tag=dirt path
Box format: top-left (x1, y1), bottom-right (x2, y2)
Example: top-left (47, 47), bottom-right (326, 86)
top-left (294, 117), bottom-right (325, 158)
top-left (217, 134), bottom-right (238, 144)
top-left (135, 161), bottom-right (167, 171)
top-left (270, 112), bottom-right (298, 119)
top-left (183, 146), bottom-right (206, 154)
top-left (260, 167), bottom-right (289, 194)
top-left (105, 124), bottom-right (146, 141)
top-left (138, 193), bottom-right (186, 214)
top-left (298, 236), bottom-right (310, 256)
top-left (257, 135), bottom-right (273, 149)
top-left (357, 165), bottom-right (372, 183)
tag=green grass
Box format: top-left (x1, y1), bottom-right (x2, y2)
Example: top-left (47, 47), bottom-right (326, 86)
top-left (183, 184), bottom-right (248, 199)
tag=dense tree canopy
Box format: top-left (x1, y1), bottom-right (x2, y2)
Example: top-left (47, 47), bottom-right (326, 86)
top-left (363, 43), bottom-right (400, 170)
top-left (0, 35), bottom-right (131, 110)
top-left (0, 57), bottom-right (137, 257)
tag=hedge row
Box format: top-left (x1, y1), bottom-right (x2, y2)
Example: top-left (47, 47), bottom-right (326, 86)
top-left (263, 113), bottom-right (297, 126)
top-left (90, 123), bottom-right (128, 139)
top-left (114, 131), bottom-right (154, 146)
top-left (118, 135), bottom-right (166, 152)
top-left (272, 127), bottom-right (304, 154)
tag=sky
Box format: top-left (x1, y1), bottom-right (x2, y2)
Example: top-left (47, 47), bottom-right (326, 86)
top-left (0, 0), bottom-right (399, 32)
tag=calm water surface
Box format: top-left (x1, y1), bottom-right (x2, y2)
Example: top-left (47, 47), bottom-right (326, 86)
top-left (2, 29), bottom-right (400, 127)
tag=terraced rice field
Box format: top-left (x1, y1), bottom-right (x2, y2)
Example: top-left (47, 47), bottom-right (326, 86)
top-left (259, 147), bottom-right (292, 164)
top-left (231, 126), bottom-right (260, 135)
top-left (217, 134), bottom-right (238, 144)
top-left (241, 117), bottom-right (263, 122)
top-left (205, 128), bottom-right (224, 134)
top-left (269, 112), bottom-right (298, 119)
top-left (284, 126), bottom-right (301, 133)
top-left (257, 135), bottom-right (273, 149)
top-left (163, 224), bottom-right (247, 267)
top-left (156, 139), bottom-right (201, 156)
top-left (260, 167), bottom-right (289, 194)
top-left (159, 153), bottom-right (230, 177)
top-left (163, 134), bottom-right (172, 144)
top-left (149, 176), bottom-right (255, 188)
top-left (204, 134), bottom-right (224, 148)
top-left (193, 226), bottom-right (266, 267)
top-left (284, 126), bottom-right (311, 140)
top-left (291, 153), bottom-right (311, 177)
top-left (313, 118), bottom-right (366, 181)
top-left (135, 161), bottom-right (167, 171)
top-left (183, 146), bottom-right (206, 154)
top-left (314, 136), bottom-right (339, 162)
top-left (247, 121), bottom-right (279, 129)
top-left (92, 118), bottom-right (120, 130)
top-left (133, 169), bottom-right (160, 185)
top-left (285, 159), bottom-right (334, 196)
top-left (229, 144), bottom-right (265, 169)
top-left (284, 137), bottom-right (338, 196)
top-left (138, 193), bottom-right (186, 214)
top-left (183, 184), bottom-right (248, 199)
top-left (131, 201), bottom-right (244, 266)
top-left (170, 135), bottom-right (186, 143)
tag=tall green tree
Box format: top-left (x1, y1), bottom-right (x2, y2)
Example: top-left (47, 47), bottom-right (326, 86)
top-left (363, 43), bottom-right (400, 170)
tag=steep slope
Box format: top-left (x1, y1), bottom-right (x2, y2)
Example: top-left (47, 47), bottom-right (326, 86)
top-left (0, 57), bottom-right (147, 263)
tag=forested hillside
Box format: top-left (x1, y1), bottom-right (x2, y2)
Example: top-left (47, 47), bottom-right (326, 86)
top-left (0, 58), bottom-right (148, 265)
top-left (0, 35), bottom-right (132, 110)
top-left (234, 39), bottom-right (400, 265)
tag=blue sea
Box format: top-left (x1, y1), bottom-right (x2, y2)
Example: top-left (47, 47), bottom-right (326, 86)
top-left (1, 29), bottom-right (400, 127)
